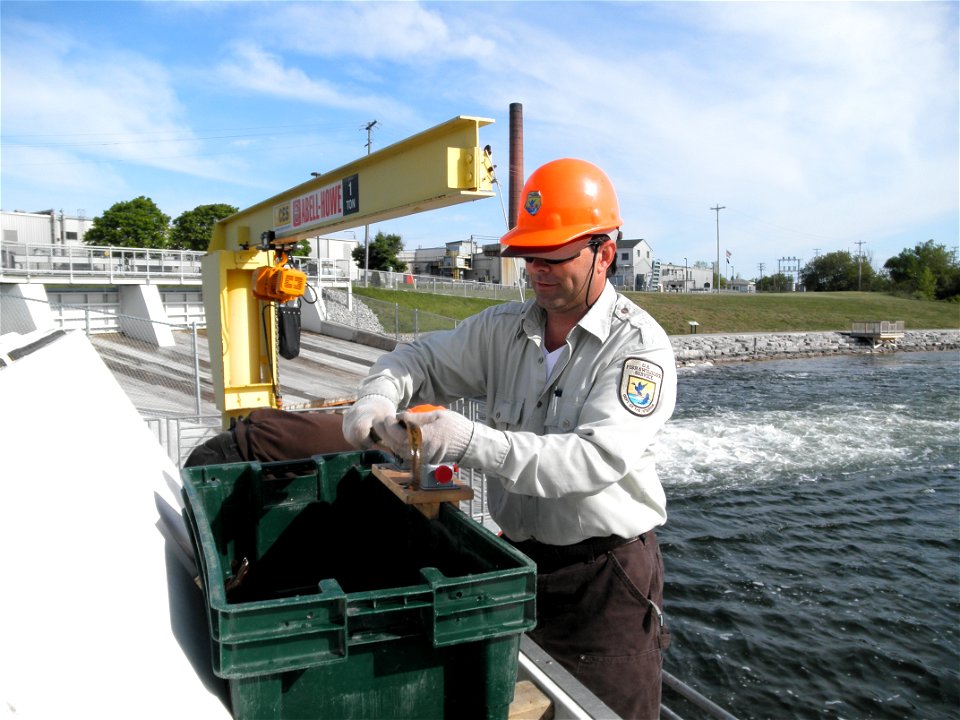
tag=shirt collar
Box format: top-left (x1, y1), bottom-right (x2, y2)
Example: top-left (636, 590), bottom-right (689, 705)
top-left (577, 282), bottom-right (617, 342)
top-left (519, 281), bottom-right (617, 343)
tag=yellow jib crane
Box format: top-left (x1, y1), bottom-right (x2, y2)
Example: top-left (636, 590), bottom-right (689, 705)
top-left (202, 116), bottom-right (496, 427)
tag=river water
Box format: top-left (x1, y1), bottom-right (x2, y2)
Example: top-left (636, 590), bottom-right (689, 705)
top-left (657, 351), bottom-right (959, 719)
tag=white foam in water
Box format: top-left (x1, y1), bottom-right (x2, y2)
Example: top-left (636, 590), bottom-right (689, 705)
top-left (656, 403), bottom-right (951, 487)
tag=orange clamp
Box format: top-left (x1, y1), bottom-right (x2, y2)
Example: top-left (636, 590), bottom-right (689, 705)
top-left (406, 404), bottom-right (447, 413)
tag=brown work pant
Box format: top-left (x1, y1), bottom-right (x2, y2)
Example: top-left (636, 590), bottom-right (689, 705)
top-left (516, 532), bottom-right (670, 720)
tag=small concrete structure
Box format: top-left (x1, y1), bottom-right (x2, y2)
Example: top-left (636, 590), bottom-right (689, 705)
top-left (119, 285), bottom-right (176, 347)
top-left (0, 283), bottom-right (55, 334)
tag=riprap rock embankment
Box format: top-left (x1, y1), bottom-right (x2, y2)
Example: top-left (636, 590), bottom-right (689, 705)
top-left (671, 329), bottom-right (960, 365)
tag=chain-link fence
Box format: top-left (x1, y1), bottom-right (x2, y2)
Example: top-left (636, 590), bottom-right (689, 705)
top-left (1, 290), bottom-right (222, 465)
top-left (322, 288), bottom-right (460, 340)
top-left (1, 292), bottom-right (213, 413)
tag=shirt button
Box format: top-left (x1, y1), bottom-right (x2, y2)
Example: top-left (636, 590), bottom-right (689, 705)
top-left (562, 420), bottom-right (571, 429)
top-left (538, 357), bottom-right (544, 364)
top-left (536, 401), bottom-right (542, 408)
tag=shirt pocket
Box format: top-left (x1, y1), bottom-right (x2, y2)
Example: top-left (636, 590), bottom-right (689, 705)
top-left (490, 397), bottom-right (523, 430)
top-left (544, 397), bottom-right (580, 433)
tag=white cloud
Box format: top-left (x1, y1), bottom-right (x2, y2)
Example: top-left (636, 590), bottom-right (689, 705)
top-left (215, 42), bottom-right (413, 122)
top-left (462, 1), bottom-right (957, 266)
top-left (1, 19), bottom-right (243, 187)
top-left (2, 1), bottom-right (954, 272)
top-left (258, 2), bottom-right (495, 61)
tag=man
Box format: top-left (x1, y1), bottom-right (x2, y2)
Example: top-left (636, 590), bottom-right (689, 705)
top-left (343, 158), bottom-right (676, 719)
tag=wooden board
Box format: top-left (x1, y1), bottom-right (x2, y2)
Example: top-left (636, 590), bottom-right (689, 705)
top-left (372, 463), bottom-right (474, 519)
top-left (509, 680), bottom-right (554, 720)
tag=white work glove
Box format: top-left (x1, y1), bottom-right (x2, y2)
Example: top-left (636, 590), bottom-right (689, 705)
top-left (397, 408), bottom-right (475, 465)
top-left (342, 394), bottom-right (400, 449)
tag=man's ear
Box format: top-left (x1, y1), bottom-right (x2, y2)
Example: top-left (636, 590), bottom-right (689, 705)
top-left (598, 240), bottom-right (617, 273)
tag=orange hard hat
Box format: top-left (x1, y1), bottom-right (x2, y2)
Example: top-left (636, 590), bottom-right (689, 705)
top-left (500, 158), bottom-right (622, 257)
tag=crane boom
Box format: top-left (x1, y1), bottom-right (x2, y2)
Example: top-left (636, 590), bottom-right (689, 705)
top-left (201, 116), bottom-right (496, 426)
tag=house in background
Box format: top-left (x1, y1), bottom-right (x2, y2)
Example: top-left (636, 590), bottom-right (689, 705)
top-left (614, 237), bottom-right (655, 290)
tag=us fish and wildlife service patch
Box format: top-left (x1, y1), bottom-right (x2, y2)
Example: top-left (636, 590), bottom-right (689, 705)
top-left (524, 190), bottom-right (542, 216)
top-left (619, 358), bottom-right (664, 417)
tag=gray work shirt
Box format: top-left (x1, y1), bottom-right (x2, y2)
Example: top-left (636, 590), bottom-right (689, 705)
top-left (357, 282), bottom-right (677, 545)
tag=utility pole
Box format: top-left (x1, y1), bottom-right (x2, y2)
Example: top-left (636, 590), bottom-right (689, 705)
top-left (853, 240), bottom-right (866, 291)
top-left (711, 204), bottom-right (725, 293)
top-left (758, 262), bottom-right (765, 292)
top-left (363, 120), bottom-right (378, 286)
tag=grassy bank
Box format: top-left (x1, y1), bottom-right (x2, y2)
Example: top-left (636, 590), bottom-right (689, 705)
top-left (352, 287), bottom-right (959, 336)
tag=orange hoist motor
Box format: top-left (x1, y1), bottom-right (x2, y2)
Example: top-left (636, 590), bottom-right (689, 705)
top-left (252, 252), bottom-right (307, 303)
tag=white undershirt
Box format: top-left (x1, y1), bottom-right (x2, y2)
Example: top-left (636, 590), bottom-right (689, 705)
top-left (543, 344), bottom-right (564, 381)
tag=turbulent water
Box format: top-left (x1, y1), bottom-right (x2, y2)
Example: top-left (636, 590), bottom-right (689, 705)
top-left (657, 351), bottom-right (959, 719)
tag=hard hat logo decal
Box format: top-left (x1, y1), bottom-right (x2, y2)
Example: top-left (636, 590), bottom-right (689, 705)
top-left (619, 358), bottom-right (663, 417)
top-left (524, 191), bottom-right (543, 216)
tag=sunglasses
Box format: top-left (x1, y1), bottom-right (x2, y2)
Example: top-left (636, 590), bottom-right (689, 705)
top-left (520, 237), bottom-right (607, 266)
top-left (521, 250), bottom-right (584, 266)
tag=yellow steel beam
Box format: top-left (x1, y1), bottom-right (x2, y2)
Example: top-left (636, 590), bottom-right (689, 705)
top-left (203, 115), bottom-right (496, 426)
top-left (209, 115), bottom-right (495, 251)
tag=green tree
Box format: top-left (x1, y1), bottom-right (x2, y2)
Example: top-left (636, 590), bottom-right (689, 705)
top-left (170, 203), bottom-right (238, 251)
top-left (801, 251), bottom-right (876, 291)
top-left (83, 196), bottom-right (170, 249)
top-left (290, 239), bottom-right (312, 258)
top-left (351, 231), bottom-right (408, 272)
top-left (755, 272), bottom-right (793, 292)
top-left (884, 239), bottom-right (960, 300)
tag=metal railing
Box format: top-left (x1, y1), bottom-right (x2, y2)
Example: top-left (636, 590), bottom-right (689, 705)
top-left (1, 241), bottom-right (205, 283)
top-left (289, 255), bottom-right (354, 286)
top-left (359, 268), bottom-right (525, 302)
top-left (850, 320), bottom-right (905, 335)
top-left (0, 239), bottom-right (356, 289)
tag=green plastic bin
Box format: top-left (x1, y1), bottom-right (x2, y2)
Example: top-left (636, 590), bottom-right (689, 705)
top-left (181, 451), bottom-right (536, 719)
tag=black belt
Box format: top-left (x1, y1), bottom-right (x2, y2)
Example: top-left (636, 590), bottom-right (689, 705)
top-left (505, 533), bottom-right (644, 574)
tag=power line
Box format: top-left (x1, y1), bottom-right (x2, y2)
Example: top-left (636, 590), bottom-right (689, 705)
top-left (2, 141), bottom-right (329, 167)
top-left (1, 125), bottom-right (334, 149)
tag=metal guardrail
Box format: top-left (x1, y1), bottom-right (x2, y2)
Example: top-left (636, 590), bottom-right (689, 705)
top-left (1, 241), bottom-right (205, 283)
top-left (0, 240), bottom-right (358, 288)
top-left (662, 670), bottom-right (740, 720)
top-left (358, 267), bottom-right (526, 302)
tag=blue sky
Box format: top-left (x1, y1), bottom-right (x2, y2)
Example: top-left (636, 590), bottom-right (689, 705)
top-left (2, 1), bottom-right (957, 280)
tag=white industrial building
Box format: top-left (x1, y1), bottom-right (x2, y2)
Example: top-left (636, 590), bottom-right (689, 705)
top-left (2, 209), bottom-right (93, 246)
top-left (659, 262), bottom-right (715, 292)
